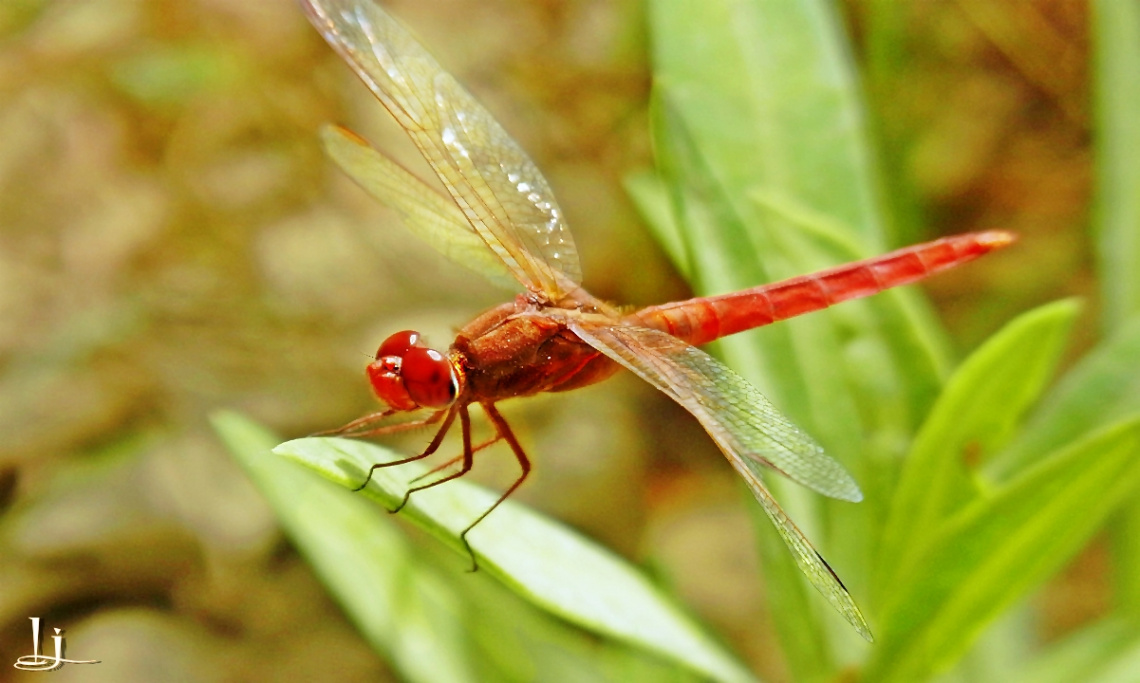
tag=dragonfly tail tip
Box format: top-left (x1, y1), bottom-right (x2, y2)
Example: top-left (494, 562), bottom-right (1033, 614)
top-left (976, 230), bottom-right (1018, 250)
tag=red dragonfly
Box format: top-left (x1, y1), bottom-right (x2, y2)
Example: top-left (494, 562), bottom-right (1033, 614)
top-left (302, 0), bottom-right (1013, 641)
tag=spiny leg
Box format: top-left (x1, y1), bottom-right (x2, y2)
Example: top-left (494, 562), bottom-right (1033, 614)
top-left (317, 406), bottom-right (446, 439)
top-left (393, 405), bottom-right (477, 512)
top-left (407, 432), bottom-right (503, 487)
top-left (311, 408), bottom-right (397, 436)
top-left (353, 407), bottom-right (458, 493)
top-left (459, 402), bottom-right (532, 572)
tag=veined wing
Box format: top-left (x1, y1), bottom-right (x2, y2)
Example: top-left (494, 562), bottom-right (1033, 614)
top-left (569, 322), bottom-right (872, 641)
top-left (572, 324), bottom-right (862, 502)
top-left (321, 124), bottom-right (518, 290)
top-left (303, 0), bottom-right (581, 298)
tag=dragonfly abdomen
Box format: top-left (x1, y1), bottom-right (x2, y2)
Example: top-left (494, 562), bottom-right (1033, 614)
top-left (630, 231), bottom-right (1015, 346)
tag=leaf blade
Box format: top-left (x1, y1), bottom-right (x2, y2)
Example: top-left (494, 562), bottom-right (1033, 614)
top-left (212, 412), bottom-right (478, 683)
top-left (875, 299), bottom-right (1080, 600)
top-left (867, 417), bottom-right (1140, 682)
top-left (272, 433), bottom-right (758, 683)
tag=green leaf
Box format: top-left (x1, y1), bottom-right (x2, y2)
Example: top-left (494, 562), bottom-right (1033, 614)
top-left (216, 412), bottom-right (729, 683)
top-left (645, 0), bottom-right (968, 666)
top-left (859, 0), bottom-right (926, 249)
top-left (270, 433), bottom-right (757, 683)
top-left (866, 417), bottom-right (1140, 683)
top-left (624, 170), bottom-right (691, 280)
top-left (991, 314), bottom-right (1140, 481)
top-left (875, 299), bottom-right (1080, 601)
top-left (1092, 0), bottom-right (1140, 619)
top-left (648, 51), bottom-right (870, 676)
top-left (213, 412), bottom-right (478, 683)
top-left (1093, 0), bottom-right (1140, 329)
top-left (646, 0), bottom-right (952, 426)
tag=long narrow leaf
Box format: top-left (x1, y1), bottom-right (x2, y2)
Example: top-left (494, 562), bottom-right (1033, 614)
top-left (990, 314), bottom-right (1140, 481)
top-left (867, 417), bottom-right (1140, 683)
top-left (646, 0), bottom-right (946, 666)
top-left (270, 433), bottom-right (756, 683)
top-left (213, 412), bottom-right (477, 683)
top-left (647, 0), bottom-right (950, 436)
top-left (650, 78), bottom-right (864, 673)
top-left (875, 299), bottom-right (1079, 602)
top-left (1093, 0), bottom-right (1140, 329)
top-left (1092, 0), bottom-right (1140, 618)
top-left (624, 170), bottom-right (692, 281)
top-left (216, 412), bottom-right (719, 683)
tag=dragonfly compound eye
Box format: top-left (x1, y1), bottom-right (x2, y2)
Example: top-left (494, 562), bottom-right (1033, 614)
top-left (366, 356), bottom-right (417, 411)
top-left (376, 330), bottom-right (421, 359)
top-left (401, 347), bottom-right (458, 408)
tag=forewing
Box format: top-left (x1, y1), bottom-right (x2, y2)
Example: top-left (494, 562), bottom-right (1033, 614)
top-left (570, 322), bottom-right (872, 640)
top-left (303, 0), bottom-right (581, 297)
top-left (321, 124), bottom-right (518, 290)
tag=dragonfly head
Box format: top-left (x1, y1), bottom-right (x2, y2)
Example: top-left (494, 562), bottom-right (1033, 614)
top-left (367, 330), bottom-right (459, 411)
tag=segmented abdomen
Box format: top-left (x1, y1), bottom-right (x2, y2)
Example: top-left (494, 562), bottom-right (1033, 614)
top-left (629, 231), bottom-right (1014, 346)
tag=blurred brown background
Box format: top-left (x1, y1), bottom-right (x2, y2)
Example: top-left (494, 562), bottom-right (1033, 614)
top-left (0, 0), bottom-right (1088, 680)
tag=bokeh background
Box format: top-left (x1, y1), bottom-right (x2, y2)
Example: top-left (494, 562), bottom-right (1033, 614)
top-left (0, 0), bottom-right (1091, 680)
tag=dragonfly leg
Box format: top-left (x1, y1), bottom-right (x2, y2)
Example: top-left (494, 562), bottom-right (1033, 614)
top-left (458, 402), bottom-right (532, 572)
top-left (392, 405), bottom-right (477, 512)
top-left (317, 406), bottom-right (448, 439)
top-left (352, 407), bottom-right (457, 493)
top-left (311, 408), bottom-right (398, 436)
top-left (407, 432), bottom-right (502, 487)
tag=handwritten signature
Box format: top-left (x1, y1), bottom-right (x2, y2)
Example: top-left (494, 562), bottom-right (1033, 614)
top-left (13, 617), bottom-right (100, 672)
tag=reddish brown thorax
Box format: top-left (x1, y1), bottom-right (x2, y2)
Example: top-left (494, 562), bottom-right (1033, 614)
top-left (367, 330), bottom-right (459, 411)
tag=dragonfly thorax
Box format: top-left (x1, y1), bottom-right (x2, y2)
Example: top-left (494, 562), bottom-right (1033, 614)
top-left (367, 330), bottom-right (459, 411)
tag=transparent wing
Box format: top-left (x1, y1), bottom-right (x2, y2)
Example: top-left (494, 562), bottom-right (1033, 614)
top-left (573, 324), bottom-right (862, 502)
top-left (321, 124), bottom-right (518, 290)
top-left (570, 322), bottom-right (872, 640)
top-left (303, 0), bottom-right (581, 298)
